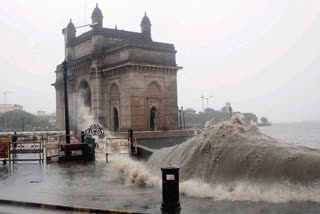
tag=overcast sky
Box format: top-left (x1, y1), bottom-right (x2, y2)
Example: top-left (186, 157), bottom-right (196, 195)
top-left (0, 0), bottom-right (320, 123)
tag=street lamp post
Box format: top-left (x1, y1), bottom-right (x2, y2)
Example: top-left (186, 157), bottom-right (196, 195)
top-left (205, 96), bottom-right (213, 110)
top-left (62, 61), bottom-right (71, 144)
top-left (181, 107), bottom-right (184, 129)
top-left (179, 107), bottom-right (182, 130)
top-left (200, 95), bottom-right (205, 112)
top-left (178, 107), bottom-right (184, 130)
top-left (182, 111), bottom-right (185, 129)
top-left (229, 106), bottom-right (233, 118)
top-left (177, 106), bottom-right (179, 129)
top-left (4, 91), bottom-right (7, 131)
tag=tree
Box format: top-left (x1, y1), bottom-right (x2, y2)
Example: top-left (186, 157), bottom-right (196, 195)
top-left (0, 110), bottom-right (53, 131)
top-left (260, 117), bottom-right (269, 124)
top-left (243, 113), bottom-right (258, 123)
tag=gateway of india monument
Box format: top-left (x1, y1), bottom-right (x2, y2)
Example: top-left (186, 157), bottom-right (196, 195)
top-left (53, 4), bottom-right (182, 132)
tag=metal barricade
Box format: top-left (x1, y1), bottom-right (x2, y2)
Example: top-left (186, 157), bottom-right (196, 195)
top-left (9, 137), bottom-right (44, 164)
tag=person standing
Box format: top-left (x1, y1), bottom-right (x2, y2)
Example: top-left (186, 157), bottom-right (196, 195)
top-left (12, 131), bottom-right (18, 149)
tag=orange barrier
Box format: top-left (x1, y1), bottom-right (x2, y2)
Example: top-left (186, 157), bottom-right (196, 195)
top-left (0, 137), bottom-right (10, 159)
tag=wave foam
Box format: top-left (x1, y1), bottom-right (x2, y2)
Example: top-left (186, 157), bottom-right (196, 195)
top-left (111, 155), bottom-right (160, 188)
top-left (180, 179), bottom-right (320, 203)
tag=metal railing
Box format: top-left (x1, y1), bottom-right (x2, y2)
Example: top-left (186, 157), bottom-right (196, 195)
top-left (105, 137), bottom-right (137, 155)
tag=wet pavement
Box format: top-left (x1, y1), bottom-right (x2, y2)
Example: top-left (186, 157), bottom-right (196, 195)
top-left (0, 204), bottom-right (77, 214)
top-left (1, 153), bottom-right (320, 213)
top-left (0, 160), bottom-right (161, 213)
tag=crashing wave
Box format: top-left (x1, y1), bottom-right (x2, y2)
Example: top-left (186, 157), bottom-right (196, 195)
top-left (147, 115), bottom-right (320, 185)
top-left (111, 155), bottom-right (160, 188)
top-left (111, 115), bottom-right (320, 202)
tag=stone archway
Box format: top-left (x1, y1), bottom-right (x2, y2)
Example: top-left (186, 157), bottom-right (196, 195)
top-left (113, 107), bottom-right (119, 132)
top-left (110, 84), bottom-right (120, 131)
top-left (78, 81), bottom-right (91, 109)
top-left (146, 82), bottom-right (161, 130)
top-left (150, 106), bottom-right (157, 130)
top-left (76, 80), bottom-right (92, 131)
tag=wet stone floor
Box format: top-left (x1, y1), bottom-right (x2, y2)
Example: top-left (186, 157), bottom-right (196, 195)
top-left (0, 155), bottom-right (320, 214)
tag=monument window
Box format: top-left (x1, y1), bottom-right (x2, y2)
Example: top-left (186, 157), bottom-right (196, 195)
top-left (147, 82), bottom-right (161, 98)
top-left (110, 84), bottom-right (120, 100)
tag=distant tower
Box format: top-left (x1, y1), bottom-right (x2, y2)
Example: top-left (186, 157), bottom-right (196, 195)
top-left (91, 3), bottom-right (103, 29)
top-left (66, 19), bottom-right (76, 41)
top-left (141, 12), bottom-right (152, 40)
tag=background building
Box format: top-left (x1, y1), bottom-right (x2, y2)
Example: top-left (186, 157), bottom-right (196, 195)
top-left (37, 111), bottom-right (57, 127)
top-left (221, 102), bottom-right (232, 113)
top-left (37, 110), bottom-right (46, 116)
top-left (0, 104), bottom-right (23, 114)
top-left (184, 108), bottom-right (197, 115)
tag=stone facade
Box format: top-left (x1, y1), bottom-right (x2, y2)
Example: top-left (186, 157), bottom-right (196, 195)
top-left (53, 5), bottom-right (182, 132)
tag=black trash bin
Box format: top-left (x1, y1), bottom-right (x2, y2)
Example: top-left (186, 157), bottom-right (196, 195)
top-left (161, 164), bottom-right (181, 213)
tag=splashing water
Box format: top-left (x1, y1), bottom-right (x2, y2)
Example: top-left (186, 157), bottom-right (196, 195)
top-left (111, 155), bottom-right (160, 188)
top-left (148, 115), bottom-right (320, 184)
top-left (180, 179), bottom-right (320, 203)
top-left (74, 95), bottom-right (99, 131)
top-left (108, 115), bottom-right (320, 203)
top-left (73, 95), bottom-right (115, 149)
top-left (109, 155), bottom-right (320, 203)
top-left (143, 115), bottom-right (320, 203)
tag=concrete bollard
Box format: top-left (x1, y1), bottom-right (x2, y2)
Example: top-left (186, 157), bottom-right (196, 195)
top-left (161, 164), bottom-right (181, 213)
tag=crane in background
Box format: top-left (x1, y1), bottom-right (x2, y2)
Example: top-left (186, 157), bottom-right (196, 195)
top-left (201, 95), bottom-right (213, 112)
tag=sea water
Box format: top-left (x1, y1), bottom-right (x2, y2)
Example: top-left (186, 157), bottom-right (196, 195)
top-left (260, 122), bottom-right (320, 149)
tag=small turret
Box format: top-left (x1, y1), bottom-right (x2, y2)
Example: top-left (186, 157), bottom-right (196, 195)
top-left (141, 12), bottom-right (152, 40)
top-left (65, 18), bottom-right (76, 40)
top-left (91, 3), bottom-right (103, 29)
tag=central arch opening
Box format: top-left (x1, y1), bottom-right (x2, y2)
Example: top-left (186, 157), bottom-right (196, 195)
top-left (76, 81), bottom-right (92, 131)
top-left (110, 84), bottom-right (120, 131)
top-left (78, 81), bottom-right (91, 108)
top-left (113, 107), bottom-right (119, 132)
top-left (150, 106), bottom-right (157, 130)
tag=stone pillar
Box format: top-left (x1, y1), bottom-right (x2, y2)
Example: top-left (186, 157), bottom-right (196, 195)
top-left (164, 71), bottom-right (178, 129)
top-left (68, 78), bottom-right (77, 131)
top-left (120, 71), bottom-right (146, 130)
top-left (55, 86), bottom-right (64, 130)
top-left (54, 68), bottom-right (65, 131)
top-left (119, 72), bottom-right (132, 130)
top-left (90, 61), bottom-right (103, 124)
